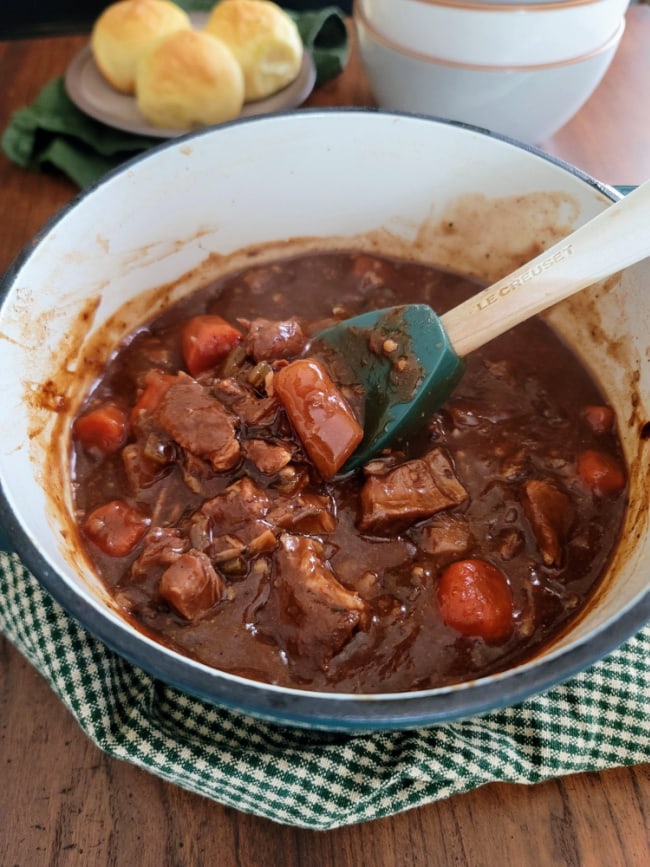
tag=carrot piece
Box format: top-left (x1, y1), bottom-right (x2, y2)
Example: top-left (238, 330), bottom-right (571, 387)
top-left (82, 500), bottom-right (150, 557)
top-left (582, 405), bottom-right (616, 434)
top-left (577, 449), bottom-right (626, 495)
top-left (273, 358), bottom-right (363, 479)
top-left (438, 559), bottom-right (513, 642)
top-left (181, 315), bottom-right (242, 376)
top-left (131, 370), bottom-right (176, 422)
top-left (74, 402), bottom-right (128, 454)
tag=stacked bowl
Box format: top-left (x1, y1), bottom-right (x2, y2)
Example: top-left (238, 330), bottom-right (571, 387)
top-left (355, 0), bottom-right (629, 143)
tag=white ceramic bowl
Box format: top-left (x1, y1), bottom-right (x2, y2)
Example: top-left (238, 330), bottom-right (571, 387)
top-left (361, 0), bottom-right (631, 65)
top-left (355, 1), bottom-right (625, 144)
top-left (1, 110), bottom-right (649, 730)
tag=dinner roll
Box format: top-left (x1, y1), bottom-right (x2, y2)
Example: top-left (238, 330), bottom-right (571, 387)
top-left (204, 0), bottom-right (303, 102)
top-left (136, 29), bottom-right (245, 129)
top-left (91, 0), bottom-right (191, 95)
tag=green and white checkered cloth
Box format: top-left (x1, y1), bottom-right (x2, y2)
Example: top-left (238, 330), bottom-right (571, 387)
top-left (1, 547), bottom-right (648, 829)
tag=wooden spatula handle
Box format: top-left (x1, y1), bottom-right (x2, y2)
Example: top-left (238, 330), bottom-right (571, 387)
top-left (441, 181), bottom-right (650, 358)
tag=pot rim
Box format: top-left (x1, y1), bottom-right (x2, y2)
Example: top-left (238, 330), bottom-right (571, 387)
top-left (1, 108), bottom-right (648, 730)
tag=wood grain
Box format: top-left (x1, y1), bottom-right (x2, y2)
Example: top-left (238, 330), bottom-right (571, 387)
top-left (1, 12), bottom-right (649, 865)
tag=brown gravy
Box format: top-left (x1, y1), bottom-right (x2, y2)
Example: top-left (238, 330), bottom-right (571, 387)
top-left (70, 251), bottom-right (628, 693)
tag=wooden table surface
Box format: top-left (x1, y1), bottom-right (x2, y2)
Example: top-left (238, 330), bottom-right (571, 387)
top-left (1, 9), bottom-right (649, 866)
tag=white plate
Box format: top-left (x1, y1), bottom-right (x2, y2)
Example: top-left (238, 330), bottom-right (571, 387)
top-left (64, 35), bottom-right (316, 139)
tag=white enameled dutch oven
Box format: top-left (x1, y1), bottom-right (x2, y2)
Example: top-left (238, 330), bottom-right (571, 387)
top-left (0, 110), bottom-right (648, 730)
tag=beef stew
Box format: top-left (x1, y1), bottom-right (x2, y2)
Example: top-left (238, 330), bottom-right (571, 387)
top-left (70, 251), bottom-right (628, 692)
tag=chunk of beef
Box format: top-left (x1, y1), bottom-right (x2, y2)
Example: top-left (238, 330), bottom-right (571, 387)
top-left (159, 550), bottom-right (225, 620)
top-left (236, 394), bottom-right (279, 427)
top-left (200, 478), bottom-right (270, 531)
top-left (522, 479), bottom-right (575, 567)
top-left (211, 377), bottom-right (246, 402)
top-left (413, 513), bottom-right (471, 557)
top-left (245, 439), bottom-right (293, 475)
top-left (155, 374), bottom-right (241, 471)
top-left (255, 534), bottom-right (367, 676)
top-left (191, 478), bottom-right (273, 559)
top-left (213, 377), bottom-right (279, 427)
top-left (130, 527), bottom-right (189, 580)
top-left (267, 492), bottom-right (336, 535)
top-left (245, 318), bottom-right (306, 362)
top-left (359, 449), bottom-right (468, 534)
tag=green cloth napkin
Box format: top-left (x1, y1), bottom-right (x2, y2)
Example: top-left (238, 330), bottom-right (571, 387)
top-left (1, 5), bottom-right (349, 189)
top-left (0, 546), bottom-right (648, 829)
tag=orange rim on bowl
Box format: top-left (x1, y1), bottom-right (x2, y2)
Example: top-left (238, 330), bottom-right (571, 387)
top-left (409, 0), bottom-right (624, 11)
top-left (355, 0), bottom-right (626, 71)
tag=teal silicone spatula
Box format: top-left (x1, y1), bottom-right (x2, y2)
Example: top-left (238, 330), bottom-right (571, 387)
top-left (315, 181), bottom-right (650, 472)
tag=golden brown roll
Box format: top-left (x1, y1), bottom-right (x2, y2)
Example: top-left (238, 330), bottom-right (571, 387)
top-left (135, 29), bottom-right (245, 129)
top-left (91, 0), bottom-right (191, 95)
top-left (204, 0), bottom-right (303, 102)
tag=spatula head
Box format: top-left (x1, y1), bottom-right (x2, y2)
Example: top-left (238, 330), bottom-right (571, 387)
top-left (313, 304), bottom-right (464, 472)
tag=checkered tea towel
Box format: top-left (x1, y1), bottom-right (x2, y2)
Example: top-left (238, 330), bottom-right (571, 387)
top-left (1, 547), bottom-right (648, 830)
